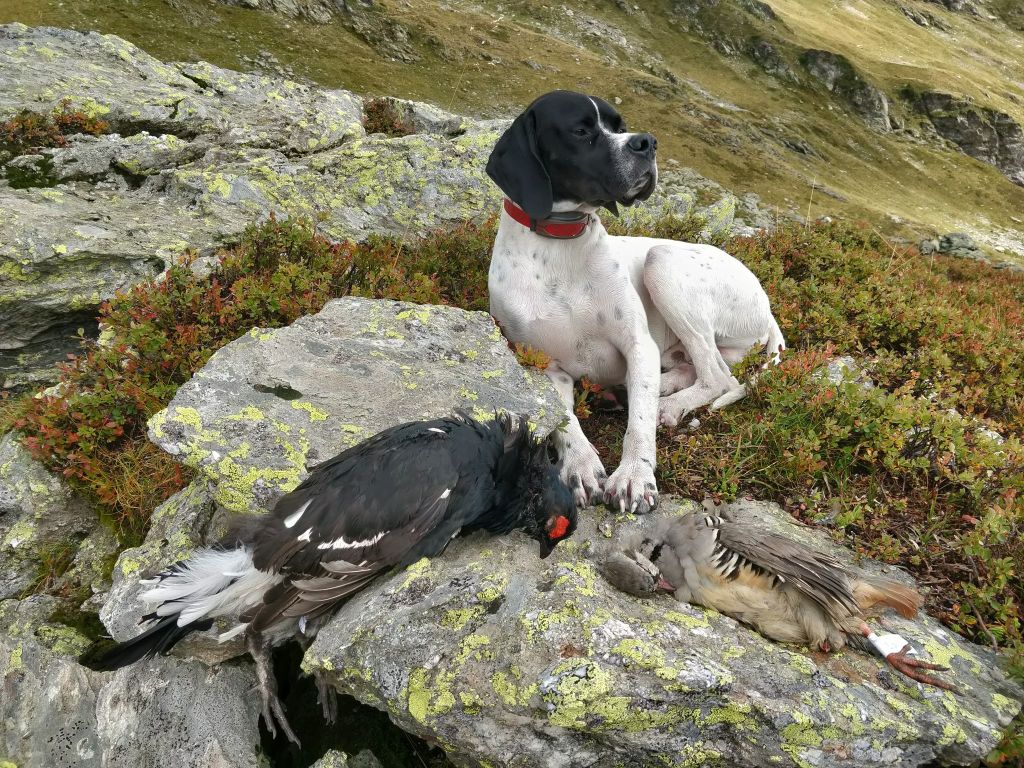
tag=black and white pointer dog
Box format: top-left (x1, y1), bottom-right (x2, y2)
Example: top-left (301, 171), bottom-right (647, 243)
top-left (96, 412), bottom-right (576, 744)
top-left (487, 90), bottom-right (784, 515)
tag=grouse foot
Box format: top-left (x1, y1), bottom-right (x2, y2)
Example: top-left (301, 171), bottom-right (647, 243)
top-left (248, 634), bottom-right (301, 745)
top-left (861, 625), bottom-right (956, 691)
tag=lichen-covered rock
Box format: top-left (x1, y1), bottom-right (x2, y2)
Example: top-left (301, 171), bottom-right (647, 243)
top-left (0, 596), bottom-right (106, 767)
top-left (99, 480), bottom-right (247, 664)
top-left (0, 595), bottom-right (262, 768)
top-left (0, 432), bottom-right (97, 599)
top-left (303, 498), bottom-right (1022, 768)
top-left (147, 298), bottom-right (564, 516)
top-left (95, 655), bottom-right (262, 768)
top-left (0, 23), bottom-right (744, 389)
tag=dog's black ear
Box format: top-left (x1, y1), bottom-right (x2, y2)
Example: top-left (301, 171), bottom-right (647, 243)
top-left (486, 109), bottom-right (553, 221)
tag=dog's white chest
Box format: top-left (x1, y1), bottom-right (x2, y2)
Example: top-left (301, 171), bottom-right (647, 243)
top-left (489, 228), bottom-right (630, 383)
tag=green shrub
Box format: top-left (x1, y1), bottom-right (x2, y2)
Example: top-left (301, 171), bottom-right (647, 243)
top-left (7, 213), bottom-right (1022, 759)
top-left (14, 215), bottom-right (494, 542)
top-left (362, 97), bottom-right (416, 137)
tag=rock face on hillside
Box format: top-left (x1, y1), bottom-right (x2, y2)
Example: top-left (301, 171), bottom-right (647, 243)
top-left (0, 23), bottom-right (739, 391)
top-left (800, 50), bottom-right (891, 132)
top-left (912, 91), bottom-right (1024, 186)
top-left (307, 496), bottom-right (1021, 768)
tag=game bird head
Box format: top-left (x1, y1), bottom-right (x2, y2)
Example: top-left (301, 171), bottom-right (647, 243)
top-left (531, 460), bottom-right (577, 558)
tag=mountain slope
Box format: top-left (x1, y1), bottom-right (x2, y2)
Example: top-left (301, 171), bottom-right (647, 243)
top-left (3, 0), bottom-right (1024, 261)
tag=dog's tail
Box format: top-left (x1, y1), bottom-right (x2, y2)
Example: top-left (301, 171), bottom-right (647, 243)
top-left (764, 316), bottom-right (786, 366)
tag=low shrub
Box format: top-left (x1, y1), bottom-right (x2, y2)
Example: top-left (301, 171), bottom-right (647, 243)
top-left (1, 99), bottom-right (109, 156)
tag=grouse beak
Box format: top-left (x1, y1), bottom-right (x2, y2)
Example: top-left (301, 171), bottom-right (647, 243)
top-left (656, 577), bottom-right (675, 593)
top-left (539, 537), bottom-right (555, 559)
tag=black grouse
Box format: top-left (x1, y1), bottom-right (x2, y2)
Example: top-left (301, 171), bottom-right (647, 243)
top-left (95, 411), bottom-right (577, 743)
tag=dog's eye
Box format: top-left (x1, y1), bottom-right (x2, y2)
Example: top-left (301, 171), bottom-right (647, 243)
top-left (572, 127), bottom-right (588, 137)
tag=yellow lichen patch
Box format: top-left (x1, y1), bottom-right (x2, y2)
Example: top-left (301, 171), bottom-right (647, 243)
top-left (291, 400), bottom-right (329, 422)
top-left (542, 659), bottom-right (690, 732)
top-left (400, 557), bottom-right (432, 589)
top-left (553, 559), bottom-right (599, 597)
top-left (5, 644), bottom-right (24, 674)
top-left (456, 633), bottom-right (492, 664)
top-left (703, 701), bottom-right (756, 731)
top-left (523, 601), bottom-right (582, 641)
top-left (476, 573), bottom-right (508, 604)
top-left (662, 609), bottom-right (711, 631)
top-left (492, 667), bottom-right (538, 708)
top-left (441, 606), bottom-right (486, 631)
top-left (225, 405), bottom-right (265, 421)
top-left (780, 711), bottom-right (823, 768)
top-left (920, 632), bottom-right (982, 674)
top-left (611, 637), bottom-right (667, 671)
top-left (395, 307), bottom-right (431, 323)
top-left (787, 652), bottom-right (816, 676)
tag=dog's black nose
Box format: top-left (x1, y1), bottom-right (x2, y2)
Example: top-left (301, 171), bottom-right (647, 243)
top-left (627, 133), bottom-right (657, 158)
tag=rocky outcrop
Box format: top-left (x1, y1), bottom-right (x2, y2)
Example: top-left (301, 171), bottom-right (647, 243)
top-left (145, 298), bottom-right (564, 518)
top-left (800, 50), bottom-right (891, 132)
top-left (302, 497), bottom-right (1021, 767)
top-left (919, 231), bottom-right (1024, 271)
top-left (0, 595), bottom-right (262, 768)
top-left (0, 432), bottom-right (97, 600)
top-left (911, 91), bottom-right (1024, 187)
top-left (119, 297), bottom-right (1022, 767)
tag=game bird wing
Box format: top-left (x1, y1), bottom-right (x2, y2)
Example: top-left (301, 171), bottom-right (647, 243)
top-left (692, 512), bottom-right (862, 620)
top-left (245, 417), bottom-right (499, 631)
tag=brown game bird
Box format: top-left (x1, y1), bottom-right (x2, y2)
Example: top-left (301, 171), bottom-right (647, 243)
top-left (604, 508), bottom-right (954, 689)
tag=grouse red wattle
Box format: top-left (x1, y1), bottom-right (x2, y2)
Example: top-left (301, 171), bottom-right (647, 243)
top-left (95, 412), bottom-right (576, 743)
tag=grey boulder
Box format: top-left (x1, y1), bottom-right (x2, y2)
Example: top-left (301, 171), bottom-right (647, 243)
top-left (146, 298), bottom-right (565, 516)
top-left (0, 432), bottom-right (97, 600)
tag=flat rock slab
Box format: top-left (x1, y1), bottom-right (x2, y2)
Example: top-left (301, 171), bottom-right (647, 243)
top-left (304, 498), bottom-right (1022, 768)
top-left (148, 298), bottom-right (564, 515)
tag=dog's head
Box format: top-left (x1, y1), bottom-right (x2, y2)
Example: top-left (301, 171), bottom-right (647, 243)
top-left (486, 90), bottom-right (658, 221)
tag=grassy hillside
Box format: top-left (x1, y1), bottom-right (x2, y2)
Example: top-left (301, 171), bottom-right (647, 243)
top-left (3, 0), bottom-right (1024, 262)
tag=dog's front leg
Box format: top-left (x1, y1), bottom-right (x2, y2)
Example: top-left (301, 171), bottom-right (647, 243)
top-left (546, 364), bottom-right (607, 508)
top-left (604, 335), bottom-right (660, 514)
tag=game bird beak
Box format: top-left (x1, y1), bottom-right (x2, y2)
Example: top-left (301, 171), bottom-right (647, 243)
top-left (539, 537), bottom-right (555, 559)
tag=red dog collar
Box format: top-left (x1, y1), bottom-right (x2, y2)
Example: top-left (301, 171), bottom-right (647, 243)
top-left (503, 199), bottom-right (591, 239)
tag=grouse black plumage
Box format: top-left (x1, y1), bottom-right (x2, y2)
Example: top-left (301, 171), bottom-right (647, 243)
top-left (95, 412), bottom-right (576, 743)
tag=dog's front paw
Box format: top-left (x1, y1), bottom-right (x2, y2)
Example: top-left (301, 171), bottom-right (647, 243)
top-left (561, 447), bottom-right (607, 508)
top-left (604, 461), bottom-right (658, 515)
